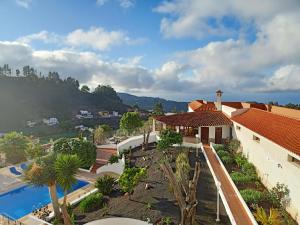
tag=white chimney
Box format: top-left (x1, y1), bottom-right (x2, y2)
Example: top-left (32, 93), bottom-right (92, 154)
top-left (216, 90), bottom-right (223, 111)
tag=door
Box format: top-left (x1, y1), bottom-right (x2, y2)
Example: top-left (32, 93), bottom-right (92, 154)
top-left (215, 127), bottom-right (222, 144)
top-left (201, 127), bottom-right (209, 144)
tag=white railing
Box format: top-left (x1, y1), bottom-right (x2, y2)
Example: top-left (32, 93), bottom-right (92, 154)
top-left (210, 143), bottom-right (258, 225)
top-left (96, 156), bottom-right (125, 176)
top-left (200, 143), bottom-right (237, 225)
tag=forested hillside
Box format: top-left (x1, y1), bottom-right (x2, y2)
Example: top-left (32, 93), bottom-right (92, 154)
top-left (118, 93), bottom-right (188, 112)
top-left (0, 73), bottom-right (128, 131)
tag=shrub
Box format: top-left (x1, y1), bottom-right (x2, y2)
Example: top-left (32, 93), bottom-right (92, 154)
top-left (234, 153), bottom-right (248, 168)
top-left (241, 162), bottom-right (257, 176)
top-left (217, 150), bottom-right (230, 158)
top-left (267, 183), bottom-right (290, 209)
top-left (108, 155), bottom-right (119, 164)
top-left (221, 155), bottom-right (235, 165)
top-left (228, 139), bottom-right (240, 153)
top-left (119, 167), bottom-right (147, 194)
top-left (79, 193), bottom-right (103, 213)
top-left (214, 144), bottom-right (225, 152)
top-left (230, 171), bottom-right (257, 184)
top-left (240, 189), bottom-right (265, 204)
top-left (95, 175), bottom-right (115, 195)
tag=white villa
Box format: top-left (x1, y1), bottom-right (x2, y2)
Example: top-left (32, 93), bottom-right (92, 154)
top-left (42, 117), bottom-right (59, 126)
top-left (76, 110), bottom-right (94, 119)
top-left (153, 90), bottom-right (300, 224)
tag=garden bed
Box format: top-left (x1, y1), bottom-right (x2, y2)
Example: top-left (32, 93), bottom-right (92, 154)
top-left (214, 143), bottom-right (298, 225)
top-left (72, 144), bottom-right (231, 225)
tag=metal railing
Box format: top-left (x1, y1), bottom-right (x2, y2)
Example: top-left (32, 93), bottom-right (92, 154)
top-left (0, 213), bottom-right (25, 225)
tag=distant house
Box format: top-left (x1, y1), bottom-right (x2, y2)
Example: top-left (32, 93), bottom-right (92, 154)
top-left (112, 111), bottom-right (119, 117)
top-left (99, 111), bottom-right (110, 117)
top-left (75, 125), bottom-right (89, 131)
top-left (43, 117), bottom-right (59, 126)
top-left (26, 121), bottom-right (37, 128)
top-left (76, 110), bottom-right (93, 119)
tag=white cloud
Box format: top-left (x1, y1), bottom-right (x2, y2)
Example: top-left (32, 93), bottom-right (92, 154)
top-left (16, 0), bottom-right (32, 9)
top-left (17, 31), bottom-right (61, 44)
top-left (96, 0), bottom-right (135, 8)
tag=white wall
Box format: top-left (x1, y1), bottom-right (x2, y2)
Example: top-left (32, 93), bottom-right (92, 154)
top-left (233, 122), bottom-right (300, 223)
top-left (221, 105), bottom-right (237, 117)
top-left (96, 156), bottom-right (125, 176)
top-left (188, 106), bottom-right (194, 112)
top-left (117, 133), bottom-right (157, 154)
top-left (208, 126), bottom-right (231, 140)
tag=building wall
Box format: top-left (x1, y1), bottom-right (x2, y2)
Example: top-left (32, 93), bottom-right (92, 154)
top-left (232, 122), bottom-right (300, 223)
top-left (221, 105), bottom-right (237, 117)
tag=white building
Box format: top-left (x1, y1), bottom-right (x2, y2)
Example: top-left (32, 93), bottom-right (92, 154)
top-left (76, 110), bottom-right (93, 119)
top-left (43, 117), bottom-right (59, 126)
top-left (155, 90), bottom-right (300, 223)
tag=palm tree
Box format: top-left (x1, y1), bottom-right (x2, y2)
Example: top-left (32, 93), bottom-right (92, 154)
top-left (55, 154), bottom-right (81, 225)
top-left (24, 153), bottom-right (61, 221)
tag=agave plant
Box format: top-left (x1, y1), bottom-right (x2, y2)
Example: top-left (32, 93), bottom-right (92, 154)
top-left (254, 207), bottom-right (282, 225)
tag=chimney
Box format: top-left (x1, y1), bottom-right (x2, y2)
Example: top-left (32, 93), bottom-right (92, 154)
top-left (267, 104), bottom-right (272, 112)
top-left (216, 89), bottom-right (223, 111)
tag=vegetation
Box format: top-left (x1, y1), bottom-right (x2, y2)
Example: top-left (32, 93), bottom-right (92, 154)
top-left (25, 153), bottom-right (61, 220)
top-left (93, 126), bottom-right (106, 145)
top-left (25, 142), bottom-right (46, 159)
top-left (79, 193), bottom-right (103, 213)
top-left (55, 154), bottom-right (81, 225)
top-left (254, 207), bottom-right (282, 225)
top-left (240, 189), bottom-right (265, 204)
top-left (0, 71), bottom-right (127, 131)
top-left (157, 129), bottom-right (183, 151)
top-left (108, 155), bottom-right (119, 164)
top-left (119, 167), bottom-right (147, 197)
top-left (0, 132), bottom-right (30, 164)
top-left (267, 183), bottom-right (290, 209)
top-left (53, 138), bottom-right (96, 168)
top-left (160, 150), bottom-right (200, 225)
top-left (141, 118), bottom-right (153, 151)
top-left (120, 112), bottom-right (143, 135)
top-left (95, 175), bottom-right (115, 195)
top-left (153, 102), bottom-right (164, 116)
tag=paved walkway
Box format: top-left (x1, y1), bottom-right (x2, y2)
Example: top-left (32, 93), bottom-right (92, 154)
top-left (203, 145), bottom-right (254, 225)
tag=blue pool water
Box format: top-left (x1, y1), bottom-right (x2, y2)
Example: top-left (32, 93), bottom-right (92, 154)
top-left (0, 180), bottom-right (89, 220)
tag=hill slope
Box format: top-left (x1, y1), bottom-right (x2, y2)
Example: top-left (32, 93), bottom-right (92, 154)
top-left (118, 93), bottom-right (188, 112)
top-left (0, 75), bottom-right (129, 131)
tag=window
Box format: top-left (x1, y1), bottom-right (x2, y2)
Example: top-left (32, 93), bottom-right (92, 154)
top-left (253, 135), bottom-right (260, 143)
top-left (288, 155), bottom-right (300, 167)
top-left (236, 125), bottom-right (241, 130)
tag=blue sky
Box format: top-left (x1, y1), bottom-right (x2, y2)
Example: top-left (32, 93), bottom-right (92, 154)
top-left (0, 0), bottom-right (300, 103)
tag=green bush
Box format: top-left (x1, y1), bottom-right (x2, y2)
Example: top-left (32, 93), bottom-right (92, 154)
top-left (241, 162), bottom-right (257, 176)
top-left (217, 150), bottom-right (230, 158)
top-left (240, 189), bottom-right (265, 204)
top-left (119, 167), bottom-right (147, 193)
top-left (221, 155), bottom-right (234, 165)
top-left (95, 175), bottom-right (115, 195)
top-left (230, 171), bottom-right (257, 184)
top-left (234, 153), bottom-right (248, 168)
top-left (79, 193), bottom-right (103, 213)
top-left (228, 139), bottom-right (240, 153)
top-left (214, 144), bottom-right (225, 152)
top-left (267, 183), bottom-right (290, 208)
top-left (108, 155), bottom-right (119, 164)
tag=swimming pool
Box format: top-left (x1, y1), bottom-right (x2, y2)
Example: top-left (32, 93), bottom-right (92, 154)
top-left (0, 179), bottom-right (89, 220)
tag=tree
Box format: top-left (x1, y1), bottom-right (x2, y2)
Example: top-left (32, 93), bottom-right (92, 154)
top-left (54, 138), bottom-right (96, 169)
top-left (157, 129), bottom-right (183, 151)
top-left (25, 143), bottom-right (45, 160)
top-left (55, 154), bottom-right (81, 225)
top-left (0, 132), bottom-right (29, 164)
top-left (153, 102), bottom-right (164, 115)
top-left (120, 112), bottom-right (143, 135)
top-left (160, 152), bottom-right (200, 225)
top-left (80, 85), bottom-right (90, 93)
top-left (25, 153), bottom-right (61, 221)
top-left (254, 207), bottom-right (282, 225)
top-left (94, 126), bottom-right (106, 145)
top-left (119, 167), bottom-right (147, 199)
top-left (141, 118), bottom-right (153, 151)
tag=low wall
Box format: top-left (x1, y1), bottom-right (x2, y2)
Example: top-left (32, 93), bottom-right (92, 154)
top-left (84, 218), bottom-right (151, 225)
top-left (96, 156), bottom-right (125, 176)
top-left (210, 143), bottom-right (258, 225)
top-left (117, 133), bottom-right (157, 154)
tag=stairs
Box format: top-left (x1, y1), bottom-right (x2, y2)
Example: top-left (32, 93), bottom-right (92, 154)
top-left (91, 147), bottom-right (118, 174)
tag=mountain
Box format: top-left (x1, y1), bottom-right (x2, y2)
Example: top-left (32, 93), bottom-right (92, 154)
top-left (0, 75), bottom-right (129, 131)
top-left (118, 93), bottom-right (188, 112)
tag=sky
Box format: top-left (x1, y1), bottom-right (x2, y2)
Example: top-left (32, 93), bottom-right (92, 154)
top-left (0, 0), bottom-right (300, 104)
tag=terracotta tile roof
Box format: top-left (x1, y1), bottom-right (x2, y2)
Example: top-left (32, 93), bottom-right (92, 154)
top-left (232, 108), bottom-right (300, 156)
top-left (188, 100), bottom-right (204, 111)
top-left (195, 102), bottom-right (217, 111)
top-left (250, 103), bottom-right (267, 111)
top-left (155, 111), bottom-right (232, 127)
top-left (222, 102), bottom-right (243, 109)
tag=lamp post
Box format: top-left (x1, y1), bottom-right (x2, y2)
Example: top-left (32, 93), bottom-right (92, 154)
top-left (216, 180), bottom-right (221, 222)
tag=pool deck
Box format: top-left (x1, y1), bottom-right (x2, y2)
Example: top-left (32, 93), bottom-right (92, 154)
top-left (0, 166), bottom-right (24, 194)
top-left (19, 183), bottom-right (96, 225)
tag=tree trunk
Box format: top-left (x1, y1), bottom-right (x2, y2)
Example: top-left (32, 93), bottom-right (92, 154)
top-left (160, 158), bottom-right (200, 225)
top-left (48, 183), bottom-right (61, 221)
top-left (61, 191), bottom-right (73, 225)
